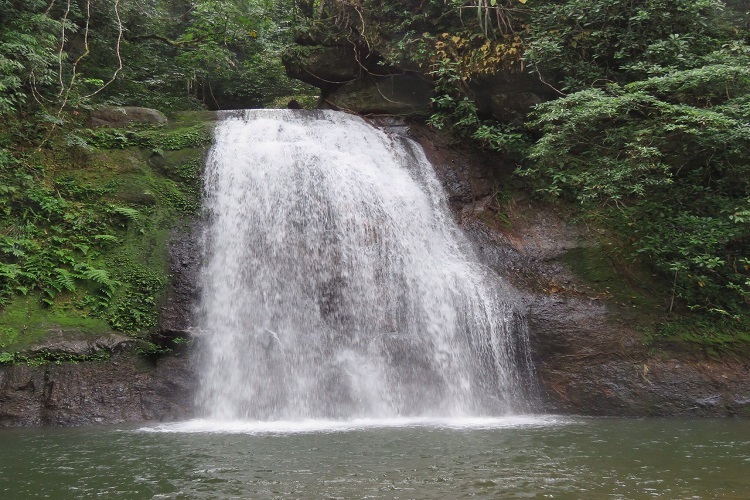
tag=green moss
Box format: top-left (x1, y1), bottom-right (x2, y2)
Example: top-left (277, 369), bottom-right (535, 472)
top-left (557, 240), bottom-right (678, 342)
top-left (561, 244), bottom-right (657, 308)
top-left (556, 233), bottom-right (750, 358)
top-left (0, 296), bottom-right (110, 351)
top-left (645, 315), bottom-right (750, 358)
top-left (84, 122), bottom-right (213, 153)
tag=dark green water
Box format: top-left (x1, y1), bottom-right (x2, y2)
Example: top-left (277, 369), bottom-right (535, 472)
top-left (1, 417), bottom-right (748, 499)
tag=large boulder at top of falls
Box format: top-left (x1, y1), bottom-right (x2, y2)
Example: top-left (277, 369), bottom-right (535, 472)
top-left (469, 72), bottom-right (556, 124)
top-left (283, 45), bottom-right (364, 91)
top-left (91, 106), bottom-right (168, 128)
top-left (324, 74), bottom-right (433, 116)
top-left (283, 39), bottom-right (436, 117)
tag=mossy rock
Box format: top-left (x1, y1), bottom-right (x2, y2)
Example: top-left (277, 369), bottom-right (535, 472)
top-left (327, 75), bottom-right (433, 116)
top-left (0, 296), bottom-right (112, 353)
top-left (147, 148), bottom-right (204, 183)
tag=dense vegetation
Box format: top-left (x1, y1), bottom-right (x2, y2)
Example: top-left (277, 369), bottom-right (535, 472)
top-left (0, 0), bottom-right (748, 358)
top-left (0, 0), bottom-right (314, 357)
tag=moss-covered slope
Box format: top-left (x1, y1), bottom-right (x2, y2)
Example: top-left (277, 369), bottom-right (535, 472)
top-left (0, 110), bottom-right (214, 363)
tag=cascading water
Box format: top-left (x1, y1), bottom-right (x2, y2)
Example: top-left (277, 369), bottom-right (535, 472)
top-left (196, 109), bottom-right (531, 422)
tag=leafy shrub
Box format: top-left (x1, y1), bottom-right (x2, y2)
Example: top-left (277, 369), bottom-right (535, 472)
top-left (523, 55), bottom-right (750, 317)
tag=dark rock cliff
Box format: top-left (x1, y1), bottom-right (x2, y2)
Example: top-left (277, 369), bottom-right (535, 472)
top-left (0, 353), bottom-right (194, 427)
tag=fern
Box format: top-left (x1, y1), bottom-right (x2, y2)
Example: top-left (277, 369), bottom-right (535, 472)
top-left (93, 234), bottom-right (118, 242)
top-left (0, 263), bottom-right (20, 279)
top-left (76, 265), bottom-right (120, 293)
top-left (53, 268), bottom-right (76, 292)
top-left (73, 243), bottom-right (90, 255)
top-left (109, 205), bottom-right (142, 223)
top-left (80, 267), bottom-right (112, 285)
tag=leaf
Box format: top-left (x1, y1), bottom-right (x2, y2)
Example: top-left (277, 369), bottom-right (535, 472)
top-left (93, 234), bottom-right (119, 242)
top-left (81, 267), bottom-right (112, 285)
top-left (109, 205), bottom-right (142, 223)
top-left (53, 268), bottom-right (76, 292)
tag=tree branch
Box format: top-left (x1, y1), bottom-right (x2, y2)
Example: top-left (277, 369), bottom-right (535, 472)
top-left (126, 33), bottom-right (210, 47)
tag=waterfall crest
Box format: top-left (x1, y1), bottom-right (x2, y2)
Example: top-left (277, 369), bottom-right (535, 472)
top-left (196, 110), bottom-right (530, 420)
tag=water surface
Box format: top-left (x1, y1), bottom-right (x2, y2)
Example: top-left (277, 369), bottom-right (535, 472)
top-left (2, 417), bottom-right (748, 498)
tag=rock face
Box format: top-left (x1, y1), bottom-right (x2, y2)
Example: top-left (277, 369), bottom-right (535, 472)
top-left (24, 330), bottom-right (133, 358)
top-left (325, 74), bottom-right (433, 115)
top-left (156, 221), bottom-right (203, 344)
top-left (0, 352), bottom-right (194, 426)
top-left (469, 72), bottom-right (555, 123)
top-left (283, 45), bottom-right (364, 90)
top-left (410, 123), bottom-right (750, 417)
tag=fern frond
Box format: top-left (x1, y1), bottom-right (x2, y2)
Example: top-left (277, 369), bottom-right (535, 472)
top-left (81, 267), bottom-right (112, 284)
top-left (109, 205), bottom-right (142, 222)
top-left (93, 234), bottom-right (119, 242)
top-left (53, 268), bottom-right (76, 291)
top-left (0, 263), bottom-right (20, 279)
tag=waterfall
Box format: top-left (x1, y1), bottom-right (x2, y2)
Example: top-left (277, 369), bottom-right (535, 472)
top-left (196, 109), bottom-right (530, 421)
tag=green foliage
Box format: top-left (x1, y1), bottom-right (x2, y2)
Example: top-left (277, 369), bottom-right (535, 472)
top-left (0, 348), bottom-right (111, 367)
top-left (426, 55), bottom-right (529, 154)
top-left (135, 339), bottom-right (173, 357)
top-left (524, 0), bottom-right (735, 90)
top-left (0, 0), bottom-right (315, 122)
top-left (523, 54), bottom-right (750, 318)
top-left (105, 258), bottom-right (166, 333)
top-left (0, 1), bottom-right (60, 114)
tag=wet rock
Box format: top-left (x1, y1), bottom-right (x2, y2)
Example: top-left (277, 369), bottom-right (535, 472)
top-left (24, 330), bottom-right (133, 357)
top-left (91, 106), bottom-right (168, 128)
top-left (0, 352), bottom-right (195, 427)
top-left (156, 221), bottom-right (202, 344)
top-left (325, 74), bottom-right (433, 116)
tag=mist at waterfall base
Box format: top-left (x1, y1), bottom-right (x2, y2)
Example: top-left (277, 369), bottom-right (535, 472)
top-left (180, 109), bottom-right (536, 431)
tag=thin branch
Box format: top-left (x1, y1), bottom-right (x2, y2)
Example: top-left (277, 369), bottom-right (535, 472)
top-left (44, 0), bottom-right (57, 16)
top-left (81, 0), bottom-right (123, 99)
top-left (56, 0), bottom-right (71, 97)
top-left (56, 0), bottom-right (91, 113)
top-left (127, 33), bottom-right (210, 47)
top-left (38, 0), bottom-right (123, 150)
